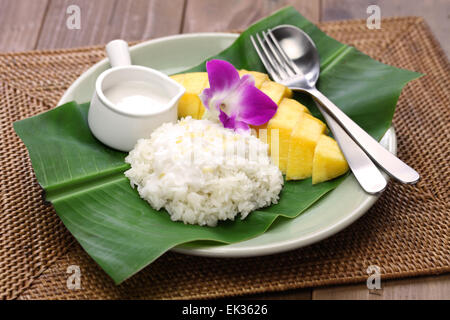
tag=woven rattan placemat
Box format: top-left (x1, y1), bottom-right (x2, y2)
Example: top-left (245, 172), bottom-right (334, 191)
top-left (1, 17), bottom-right (449, 300)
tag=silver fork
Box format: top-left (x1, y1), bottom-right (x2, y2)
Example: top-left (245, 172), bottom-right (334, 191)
top-left (251, 27), bottom-right (419, 192)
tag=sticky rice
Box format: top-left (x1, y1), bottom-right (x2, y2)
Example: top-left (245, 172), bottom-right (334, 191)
top-left (125, 117), bottom-right (283, 227)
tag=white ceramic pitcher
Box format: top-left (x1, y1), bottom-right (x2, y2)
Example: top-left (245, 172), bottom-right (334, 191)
top-left (88, 40), bottom-right (185, 152)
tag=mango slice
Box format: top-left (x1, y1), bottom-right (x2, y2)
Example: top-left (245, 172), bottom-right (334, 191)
top-left (312, 135), bottom-right (349, 184)
top-left (238, 70), bottom-right (269, 89)
top-left (260, 81), bottom-right (292, 105)
top-left (274, 98), bottom-right (310, 120)
top-left (170, 72), bottom-right (208, 119)
top-left (267, 114), bottom-right (303, 173)
top-left (286, 114), bottom-right (327, 180)
top-left (251, 93), bottom-right (301, 137)
top-left (264, 98), bottom-right (305, 144)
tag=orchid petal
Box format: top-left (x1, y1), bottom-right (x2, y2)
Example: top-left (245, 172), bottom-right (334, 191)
top-left (239, 74), bottom-right (255, 87)
top-left (220, 74), bottom-right (254, 116)
top-left (234, 120), bottom-right (251, 133)
top-left (218, 109), bottom-right (231, 127)
top-left (235, 85), bottom-right (278, 125)
top-left (199, 87), bottom-right (214, 111)
top-left (206, 60), bottom-right (240, 92)
top-left (219, 110), bottom-right (250, 132)
top-left (199, 59), bottom-right (278, 132)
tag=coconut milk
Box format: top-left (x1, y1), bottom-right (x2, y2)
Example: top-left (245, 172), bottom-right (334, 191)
top-left (104, 81), bottom-right (170, 114)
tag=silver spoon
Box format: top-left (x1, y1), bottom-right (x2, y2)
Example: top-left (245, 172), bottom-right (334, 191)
top-left (251, 25), bottom-right (419, 191)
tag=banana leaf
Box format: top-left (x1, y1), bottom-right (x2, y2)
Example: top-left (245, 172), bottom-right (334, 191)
top-left (14, 6), bottom-right (421, 284)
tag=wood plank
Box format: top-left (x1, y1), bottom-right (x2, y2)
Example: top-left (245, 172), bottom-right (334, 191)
top-left (0, 0), bottom-right (48, 51)
top-left (182, 0), bottom-right (320, 33)
top-left (313, 274), bottom-right (450, 300)
top-left (321, 0), bottom-right (450, 57)
top-left (36, 0), bottom-right (185, 49)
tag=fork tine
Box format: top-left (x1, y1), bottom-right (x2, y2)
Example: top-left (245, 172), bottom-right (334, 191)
top-left (250, 35), bottom-right (280, 82)
top-left (251, 33), bottom-right (281, 82)
top-left (267, 29), bottom-right (303, 75)
top-left (262, 31), bottom-right (294, 78)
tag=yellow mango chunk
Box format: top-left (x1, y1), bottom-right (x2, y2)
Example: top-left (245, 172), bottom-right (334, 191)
top-left (264, 98), bottom-right (306, 144)
top-left (267, 115), bottom-right (303, 173)
top-left (273, 98), bottom-right (310, 121)
top-left (260, 81), bottom-right (291, 105)
top-left (286, 114), bottom-right (326, 180)
top-left (252, 84), bottom-right (295, 137)
top-left (179, 95), bottom-right (200, 119)
top-left (312, 135), bottom-right (349, 184)
top-left (170, 73), bottom-right (185, 83)
top-left (170, 72), bottom-right (208, 119)
top-left (238, 70), bottom-right (269, 88)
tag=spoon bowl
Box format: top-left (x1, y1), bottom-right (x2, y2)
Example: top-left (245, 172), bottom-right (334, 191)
top-left (271, 25), bottom-right (320, 87)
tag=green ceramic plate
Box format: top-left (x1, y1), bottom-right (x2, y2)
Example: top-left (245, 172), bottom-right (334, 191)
top-left (59, 33), bottom-right (395, 258)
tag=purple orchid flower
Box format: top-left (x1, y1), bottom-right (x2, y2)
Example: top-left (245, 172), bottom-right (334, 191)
top-left (199, 59), bottom-right (277, 132)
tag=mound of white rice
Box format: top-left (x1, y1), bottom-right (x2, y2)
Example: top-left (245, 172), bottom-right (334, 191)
top-left (125, 117), bottom-right (283, 227)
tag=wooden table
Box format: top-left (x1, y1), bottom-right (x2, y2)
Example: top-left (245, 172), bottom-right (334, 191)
top-left (1, 0), bottom-right (449, 300)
